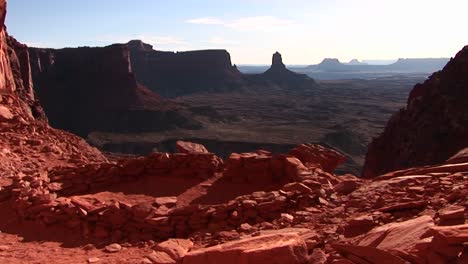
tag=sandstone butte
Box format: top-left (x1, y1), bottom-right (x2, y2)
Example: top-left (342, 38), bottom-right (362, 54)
top-left (0, 1), bottom-right (467, 263)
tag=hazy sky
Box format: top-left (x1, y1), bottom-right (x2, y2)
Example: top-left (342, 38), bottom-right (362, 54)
top-left (6, 0), bottom-right (468, 64)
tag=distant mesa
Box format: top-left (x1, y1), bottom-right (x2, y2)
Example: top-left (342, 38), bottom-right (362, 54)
top-left (127, 42), bottom-right (319, 96)
top-left (387, 57), bottom-right (450, 72)
top-left (319, 58), bottom-right (342, 66)
top-left (127, 40), bottom-right (245, 97)
top-left (300, 56), bottom-right (450, 74)
top-left (347, 59), bottom-right (367, 65)
top-left (127, 39), bottom-right (154, 51)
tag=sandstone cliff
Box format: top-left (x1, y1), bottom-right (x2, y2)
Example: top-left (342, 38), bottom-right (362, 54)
top-left (127, 40), bottom-right (245, 97)
top-left (0, 0), bottom-right (107, 179)
top-left (29, 44), bottom-right (201, 136)
top-left (363, 45), bottom-right (468, 177)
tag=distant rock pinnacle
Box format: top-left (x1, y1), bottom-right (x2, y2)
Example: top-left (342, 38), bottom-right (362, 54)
top-left (271, 52), bottom-right (286, 69)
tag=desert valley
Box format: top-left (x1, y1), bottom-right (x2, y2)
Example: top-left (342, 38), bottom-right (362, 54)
top-left (0, 0), bottom-right (467, 263)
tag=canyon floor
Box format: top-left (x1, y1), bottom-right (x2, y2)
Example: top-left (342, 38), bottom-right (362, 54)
top-left (89, 75), bottom-right (425, 175)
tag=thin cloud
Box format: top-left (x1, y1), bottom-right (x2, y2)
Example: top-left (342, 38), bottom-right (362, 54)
top-left (187, 16), bottom-right (296, 32)
top-left (187, 17), bottom-right (224, 25)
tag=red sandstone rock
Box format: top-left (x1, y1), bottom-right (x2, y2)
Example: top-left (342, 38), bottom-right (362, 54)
top-left (289, 144), bottom-right (346, 173)
top-left (154, 239), bottom-right (194, 261)
top-left (378, 200), bottom-right (428, 212)
top-left (438, 205), bottom-right (465, 225)
top-left (175, 141), bottom-right (209, 154)
top-left (332, 243), bottom-right (408, 264)
top-left (430, 224), bottom-right (468, 245)
top-left (223, 152), bottom-right (309, 184)
top-left (358, 216), bottom-right (434, 253)
top-left (182, 233), bottom-right (308, 264)
top-left (333, 180), bottom-right (360, 195)
top-left (343, 215), bottom-right (376, 238)
top-left (146, 251), bottom-right (176, 264)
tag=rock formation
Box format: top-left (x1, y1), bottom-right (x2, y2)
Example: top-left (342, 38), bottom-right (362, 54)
top-left (249, 52), bottom-right (320, 91)
top-left (363, 45), bottom-right (468, 177)
top-left (127, 40), bottom-right (245, 97)
top-left (271, 51), bottom-right (286, 69)
top-left (29, 44), bottom-right (201, 136)
top-left (0, 0), bottom-right (107, 179)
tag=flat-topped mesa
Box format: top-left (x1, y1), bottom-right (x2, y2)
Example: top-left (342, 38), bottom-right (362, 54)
top-left (28, 44), bottom-right (200, 137)
top-left (127, 40), bottom-right (244, 97)
top-left (127, 39), bottom-right (153, 52)
top-left (362, 45), bottom-right (468, 178)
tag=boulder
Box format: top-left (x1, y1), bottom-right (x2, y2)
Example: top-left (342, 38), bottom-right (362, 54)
top-left (430, 224), bottom-right (468, 245)
top-left (104, 243), bottom-right (122, 253)
top-left (154, 239), bottom-right (194, 261)
top-left (357, 215), bottom-right (434, 253)
top-left (146, 251), bottom-right (176, 264)
top-left (289, 144), bottom-right (346, 173)
top-left (175, 141), bottom-right (209, 154)
top-left (182, 233), bottom-right (308, 264)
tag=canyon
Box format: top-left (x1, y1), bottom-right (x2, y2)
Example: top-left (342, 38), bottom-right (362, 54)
top-left (0, 0), bottom-right (467, 263)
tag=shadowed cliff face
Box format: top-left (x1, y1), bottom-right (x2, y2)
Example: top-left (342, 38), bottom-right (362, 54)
top-left (28, 44), bottom-right (201, 137)
top-left (127, 40), bottom-right (245, 97)
top-left (363, 45), bottom-right (468, 177)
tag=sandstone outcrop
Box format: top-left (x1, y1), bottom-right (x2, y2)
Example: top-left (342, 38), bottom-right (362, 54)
top-left (363, 45), bottom-right (468, 177)
top-left (127, 40), bottom-right (245, 97)
top-left (28, 45), bottom-right (200, 136)
top-left (248, 52), bottom-right (320, 91)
